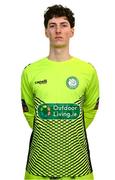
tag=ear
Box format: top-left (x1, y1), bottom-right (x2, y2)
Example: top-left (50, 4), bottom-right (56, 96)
top-left (45, 29), bottom-right (49, 38)
top-left (70, 28), bottom-right (74, 37)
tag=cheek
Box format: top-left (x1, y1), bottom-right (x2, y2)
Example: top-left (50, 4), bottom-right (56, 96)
top-left (64, 31), bottom-right (72, 39)
top-left (47, 31), bottom-right (55, 39)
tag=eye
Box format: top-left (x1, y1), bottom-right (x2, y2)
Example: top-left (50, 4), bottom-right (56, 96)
top-left (49, 24), bottom-right (55, 28)
top-left (49, 25), bottom-right (54, 28)
top-left (61, 23), bottom-right (69, 28)
top-left (62, 24), bottom-right (68, 27)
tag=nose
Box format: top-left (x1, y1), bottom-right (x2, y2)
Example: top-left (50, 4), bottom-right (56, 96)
top-left (56, 26), bottom-right (61, 34)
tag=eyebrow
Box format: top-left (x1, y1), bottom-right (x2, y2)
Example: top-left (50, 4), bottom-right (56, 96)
top-left (49, 22), bottom-right (69, 25)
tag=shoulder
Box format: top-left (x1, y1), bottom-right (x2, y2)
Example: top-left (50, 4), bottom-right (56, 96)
top-left (22, 57), bottom-right (45, 73)
top-left (74, 57), bottom-right (96, 73)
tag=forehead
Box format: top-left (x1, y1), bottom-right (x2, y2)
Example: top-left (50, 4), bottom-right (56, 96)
top-left (48, 16), bottom-right (69, 24)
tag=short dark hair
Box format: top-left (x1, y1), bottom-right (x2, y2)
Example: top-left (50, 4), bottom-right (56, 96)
top-left (44, 4), bottom-right (75, 28)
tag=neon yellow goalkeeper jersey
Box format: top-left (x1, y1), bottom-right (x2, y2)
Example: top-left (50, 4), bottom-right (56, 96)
top-left (21, 56), bottom-right (99, 179)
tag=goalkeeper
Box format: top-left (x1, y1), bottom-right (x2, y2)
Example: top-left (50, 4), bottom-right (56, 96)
top-left (21, 4), bottom-right (99, 180)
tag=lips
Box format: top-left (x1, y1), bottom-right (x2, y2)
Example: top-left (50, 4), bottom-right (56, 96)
top-left (55, 37), bottom-right (63, 40)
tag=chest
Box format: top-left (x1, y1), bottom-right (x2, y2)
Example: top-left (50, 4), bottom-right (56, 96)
top-left (30, 66), bottom-right (89, 102)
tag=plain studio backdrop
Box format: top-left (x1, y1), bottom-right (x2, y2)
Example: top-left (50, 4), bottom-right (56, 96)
top-left (0, 0), bottom-right (115, 179)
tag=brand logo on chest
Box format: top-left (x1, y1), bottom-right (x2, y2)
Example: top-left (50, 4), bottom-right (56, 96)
top-left (35, 79), bottom-right (47, 84)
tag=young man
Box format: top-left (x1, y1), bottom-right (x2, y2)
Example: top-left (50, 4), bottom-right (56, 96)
top-left (21, 4), bottom-right (99, 180)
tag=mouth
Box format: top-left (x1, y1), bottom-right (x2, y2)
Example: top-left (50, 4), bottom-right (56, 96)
top-left (55, 37), bottom-right (63, 40)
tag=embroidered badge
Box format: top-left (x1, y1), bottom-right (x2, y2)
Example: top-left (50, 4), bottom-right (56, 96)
top-left (66, 76), bottom-right (79, 89)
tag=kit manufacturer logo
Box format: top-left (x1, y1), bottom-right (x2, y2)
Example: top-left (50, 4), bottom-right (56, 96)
top-left (35, 79), bottom-right (47, 84)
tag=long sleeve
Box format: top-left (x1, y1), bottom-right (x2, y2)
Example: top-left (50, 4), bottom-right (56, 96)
top-left (83, 64), bottom-right (99, 128)
top-left (21, 67), bottom-right (35, 128)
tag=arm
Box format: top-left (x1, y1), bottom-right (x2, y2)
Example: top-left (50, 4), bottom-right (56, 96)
top-left (83, 64), bottom-right (99, 128)
top-left (21, 67), bottom-right (35, 128)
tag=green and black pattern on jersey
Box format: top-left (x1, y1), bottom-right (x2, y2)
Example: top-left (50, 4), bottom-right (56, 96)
top-left (21, 57), bottom-right (99, 178)
top-left (26, 96), bottom-right (92, 177)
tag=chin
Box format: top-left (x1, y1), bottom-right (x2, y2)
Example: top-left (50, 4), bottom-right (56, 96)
top-left (53, 43), bottom-right (66, 48)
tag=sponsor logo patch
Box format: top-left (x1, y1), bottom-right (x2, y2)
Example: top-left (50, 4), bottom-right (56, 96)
top-left (36, 103), bottom-right (80, 120)
top-left (21, 99), bottom-right (29, 112)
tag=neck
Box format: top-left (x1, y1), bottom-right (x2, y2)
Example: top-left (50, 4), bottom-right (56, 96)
top-left (48, 46), bottom-right (72, 62)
